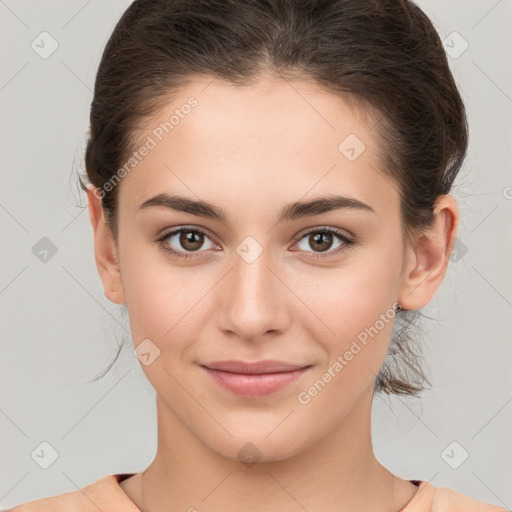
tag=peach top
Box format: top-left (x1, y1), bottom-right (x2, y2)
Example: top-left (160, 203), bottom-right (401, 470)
top-left (5, 473), bottom-right (510, 511)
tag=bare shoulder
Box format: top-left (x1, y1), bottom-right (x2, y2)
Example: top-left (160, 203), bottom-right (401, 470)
top-left (433, 486), bottom-right (510, 512)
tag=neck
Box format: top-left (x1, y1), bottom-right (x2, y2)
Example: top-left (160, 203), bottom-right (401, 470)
top-left (138, 387), bottom-right (405, 512)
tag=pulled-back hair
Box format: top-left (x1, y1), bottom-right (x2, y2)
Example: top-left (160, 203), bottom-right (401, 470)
top-left (79, 0), bottom-right (468, 397)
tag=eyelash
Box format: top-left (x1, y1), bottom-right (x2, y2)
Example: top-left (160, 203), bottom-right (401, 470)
top-left (156, 226), bottom-right (355, 261)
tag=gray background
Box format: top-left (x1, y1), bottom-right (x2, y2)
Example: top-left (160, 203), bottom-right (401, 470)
top-left (1, 0), bottom-right (511, 509)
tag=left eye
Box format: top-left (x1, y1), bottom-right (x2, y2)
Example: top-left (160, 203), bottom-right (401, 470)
top-left (295, 227), bottom-right (354, 258)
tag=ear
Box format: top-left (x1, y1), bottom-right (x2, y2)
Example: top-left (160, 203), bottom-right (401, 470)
top-left (398, 194), bottom-right (459, 310)
top-left (86, 185), bottom-right (126, 305)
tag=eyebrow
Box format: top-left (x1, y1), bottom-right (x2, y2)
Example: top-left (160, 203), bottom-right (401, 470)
top-left (138, 193), bottom-right (376, 223)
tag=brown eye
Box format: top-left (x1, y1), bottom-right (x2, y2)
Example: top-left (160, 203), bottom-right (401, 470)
top-left (308, 232), bottom-right (334, 252)
top-left (178, 230), bottom-right (205, 251)
top-left (295, 227), bottom-right (354, 259)
top-left (158, 226), bottom-right (216, 259)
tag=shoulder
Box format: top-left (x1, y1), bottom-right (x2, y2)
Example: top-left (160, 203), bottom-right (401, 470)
top-left (3, 474), bottom-right (140, 512)
top-left (431, 485), bottom-right (510, 512)
top-left (3, 489), bottom-right (85, 512)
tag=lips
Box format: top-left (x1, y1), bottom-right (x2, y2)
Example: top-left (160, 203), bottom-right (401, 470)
top-left (201, 360), bottom-right (309, 374)
top-left (199, 360), bottom-right (312, 397)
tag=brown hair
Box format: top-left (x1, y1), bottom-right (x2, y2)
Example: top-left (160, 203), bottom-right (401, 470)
top-left (79, 0), bottom-right (468, 397)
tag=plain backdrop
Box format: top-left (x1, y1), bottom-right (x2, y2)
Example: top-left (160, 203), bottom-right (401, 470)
top-left (1, 0), bottom-right (511, 509)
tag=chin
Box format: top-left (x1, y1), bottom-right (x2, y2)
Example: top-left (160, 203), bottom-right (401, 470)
top-left (200, 425), bottom-right (310, 465)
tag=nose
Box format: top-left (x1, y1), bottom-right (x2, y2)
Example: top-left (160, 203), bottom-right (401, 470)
top-left (215, 246), bottom-right (290, 342)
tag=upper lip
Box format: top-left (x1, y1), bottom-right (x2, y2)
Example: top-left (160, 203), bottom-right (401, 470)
top-left (201, 360), bottom-right (310, 374)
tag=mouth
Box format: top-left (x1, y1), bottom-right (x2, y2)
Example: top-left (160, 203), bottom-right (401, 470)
top-left (199, 360), bottom-right (312, 397)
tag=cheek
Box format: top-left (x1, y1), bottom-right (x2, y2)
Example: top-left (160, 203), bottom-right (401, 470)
top-left (120, 241), bottom-right (218, 361)
top-left (297, 239), bottom-right (403, 372)
top-left (292, 274), bottom-right (399, 415)
top-left (124, 266), bottom-right (202, 341)
top-left (305, 273), bottom-right (396, 365)
top-left (119, 240), bottom-right (180, 339)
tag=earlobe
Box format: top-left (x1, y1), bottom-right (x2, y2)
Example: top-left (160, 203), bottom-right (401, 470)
top-left (86, 186), bottom-right (126, 305)
top-left (398, 195), bottom-right (458, 311)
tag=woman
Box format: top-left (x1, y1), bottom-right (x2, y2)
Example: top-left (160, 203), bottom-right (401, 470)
top-left (7, 0), bottom-right (509, 510)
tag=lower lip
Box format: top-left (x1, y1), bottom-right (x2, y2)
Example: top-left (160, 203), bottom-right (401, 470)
top-left (200, 366), bottom-right (310, 397)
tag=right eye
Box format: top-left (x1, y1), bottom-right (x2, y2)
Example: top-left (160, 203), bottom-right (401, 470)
top-left (157, 226), bottom-right (218, 259)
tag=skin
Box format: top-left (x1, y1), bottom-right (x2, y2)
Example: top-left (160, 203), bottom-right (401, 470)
top-left (87, 73), bottom-right (458, 512)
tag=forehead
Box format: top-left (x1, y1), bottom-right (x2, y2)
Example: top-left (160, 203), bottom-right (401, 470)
top-left (118, 74), bottom-right (399, 221)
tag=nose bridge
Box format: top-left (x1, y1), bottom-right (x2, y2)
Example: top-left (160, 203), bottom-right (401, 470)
top-left (219, 238), bottom-right (284, 338)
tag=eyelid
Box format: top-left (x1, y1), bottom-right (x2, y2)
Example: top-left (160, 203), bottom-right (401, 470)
top-left (295, 225), bottom-right (354, 242)
top-left (157, 224), bottom-right (215, 241)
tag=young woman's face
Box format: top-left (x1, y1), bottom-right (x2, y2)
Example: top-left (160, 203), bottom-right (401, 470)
top-left (111, 74), bottom-right (414, 461)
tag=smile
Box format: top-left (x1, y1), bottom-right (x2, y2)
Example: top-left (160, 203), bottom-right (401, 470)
top-left (199, 364), bottom-right (312, 397)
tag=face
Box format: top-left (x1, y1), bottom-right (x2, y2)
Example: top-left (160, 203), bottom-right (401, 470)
top-left (89, 73), bottom-right (454, 463)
